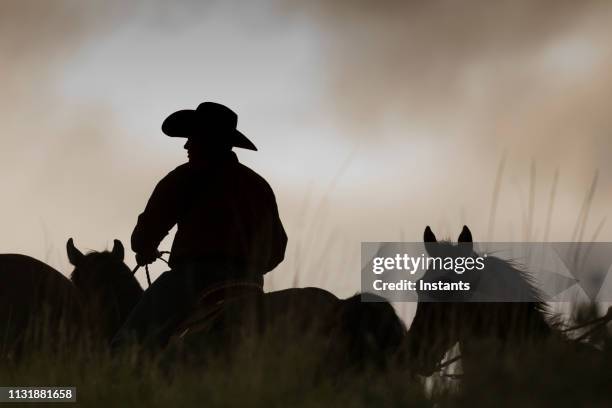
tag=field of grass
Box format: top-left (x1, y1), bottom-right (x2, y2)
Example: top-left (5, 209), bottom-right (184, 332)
top-left (1, 303), bottom-right (610, 408)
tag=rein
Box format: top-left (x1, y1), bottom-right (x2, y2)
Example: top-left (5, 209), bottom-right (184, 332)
top-left (131, 251), bottom-right (171, 287)
top-left (434, 354), bottom-right (464, 380)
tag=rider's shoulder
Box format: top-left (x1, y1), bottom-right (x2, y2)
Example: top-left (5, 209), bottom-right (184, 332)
top-left (156, 163), bottom-right (193, 185)
top-left (169, 162), bottom-right (193, 175)
top-left (235, 162), bottom-right (273, 190)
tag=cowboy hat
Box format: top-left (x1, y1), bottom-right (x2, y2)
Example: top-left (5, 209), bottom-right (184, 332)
top-left (161, 102), bottom-right (257, 151)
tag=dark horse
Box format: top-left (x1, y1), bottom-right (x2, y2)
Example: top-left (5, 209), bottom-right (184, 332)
top-left (405, 226), bottom-right (570, 376)
top-left (0, 239), bottom-right (143, 356)
top-left (171, 287), bottom-right (407, 370)
top-left (2, 240), bottom-right (406, 368)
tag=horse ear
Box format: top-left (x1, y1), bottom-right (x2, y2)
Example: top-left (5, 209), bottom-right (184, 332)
top-left (111, 239), bottom-right (124, 261)
top-left (424, 226), bottom-right (438, 256)
top-left (458, 225), bottom-right (473, 252)
top-left (424, 226), bottom-right (437, 243)
top-left (67, 238), bottom-right (85, 266)
top-left (458, 225), bottom-right (473, 242)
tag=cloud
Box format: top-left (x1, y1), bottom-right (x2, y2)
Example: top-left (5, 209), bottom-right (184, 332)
top-left (0, 1), bottom-right (137, 264)
top-left (2, 0), bottom-right (611, 289)
top-left (284, 0), bottom-right (612, 136)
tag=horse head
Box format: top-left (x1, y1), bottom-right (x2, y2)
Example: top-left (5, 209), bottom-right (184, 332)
top-left (405, 225), bottom-right (478, 375)
top-left (67, 238), bottom-right (143, 340)
top-left (407, 225), bottom-right (553, 376)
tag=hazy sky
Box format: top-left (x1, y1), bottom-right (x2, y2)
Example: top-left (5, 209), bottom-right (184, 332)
top-left (2, 1), bottom-right (612, 309)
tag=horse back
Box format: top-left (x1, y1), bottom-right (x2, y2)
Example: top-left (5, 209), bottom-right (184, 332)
top-left (173, 287), bottom-right (341, 350)
top-left (0, 254), bottom-right (81, 352)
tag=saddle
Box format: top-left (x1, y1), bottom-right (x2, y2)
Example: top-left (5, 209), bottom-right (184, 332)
top-left (171, 279), bottom-right (264, 341)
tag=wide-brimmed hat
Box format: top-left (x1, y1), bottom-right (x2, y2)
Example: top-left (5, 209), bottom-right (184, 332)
top-left (161, 102), bottom-right (257, 151)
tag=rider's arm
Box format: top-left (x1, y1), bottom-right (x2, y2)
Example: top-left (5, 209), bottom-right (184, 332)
top-left (131, 171), bottom-right (182, 262)
top-left (261, 187), bottom-right (288, 273)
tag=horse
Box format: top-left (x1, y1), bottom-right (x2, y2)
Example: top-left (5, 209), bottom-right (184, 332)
top-left (405, 225), bottom-right (568, 377)
top-left (169, 286), bottom-right (408, 371)
top-left (0, 253), bottom-right (80, 355)
top-left (3, 239), bottom-right (407, 370)
top-left (0, 239), bottom-right (143, 356)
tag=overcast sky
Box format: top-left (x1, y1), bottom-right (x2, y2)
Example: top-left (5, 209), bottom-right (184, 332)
top-left (2, 1), bottom-right (612, 310)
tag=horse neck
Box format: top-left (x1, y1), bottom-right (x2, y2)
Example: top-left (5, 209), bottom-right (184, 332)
top-left (406, 302), bottom-right (463, 373)
top-left (72, 267), bottom-right (143, 339)
top-left (477, 256), bottom-right (543, 302)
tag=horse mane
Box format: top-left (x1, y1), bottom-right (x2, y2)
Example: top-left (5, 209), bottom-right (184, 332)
top-left (429, 239), bottom-right (547, 303)
top-left (480, 255), bottom-right (545, 303)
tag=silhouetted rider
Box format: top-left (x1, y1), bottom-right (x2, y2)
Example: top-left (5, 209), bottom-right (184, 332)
top-left (111, 102), bottom-right (287, 350)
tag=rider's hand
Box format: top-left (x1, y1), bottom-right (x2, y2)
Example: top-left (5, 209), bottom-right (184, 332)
top-left (135, 250), bottom-right (159, 266)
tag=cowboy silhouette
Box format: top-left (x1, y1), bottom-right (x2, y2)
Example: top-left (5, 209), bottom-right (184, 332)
top-left (111, 102), bottom-right (287, 349)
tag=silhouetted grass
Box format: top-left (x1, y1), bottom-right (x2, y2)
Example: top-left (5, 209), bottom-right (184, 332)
top-left (1, 319), bottom-right (430, 408)
top-left (1, 302), bottom-right (610, 407)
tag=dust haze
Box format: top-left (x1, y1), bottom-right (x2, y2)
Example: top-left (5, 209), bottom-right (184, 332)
top-left (1, 0), bottom-right (611, 301)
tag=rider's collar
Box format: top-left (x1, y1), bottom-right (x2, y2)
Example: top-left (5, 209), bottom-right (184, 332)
top-left (188, 151), bottom-right (238, 168)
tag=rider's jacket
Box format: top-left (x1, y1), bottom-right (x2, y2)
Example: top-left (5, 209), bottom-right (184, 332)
top-left (131, 151), bottom-right (287, 275)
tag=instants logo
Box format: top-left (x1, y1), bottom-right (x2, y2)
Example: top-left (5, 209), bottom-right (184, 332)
top-left (372, 253), bottom-right (487, 275)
